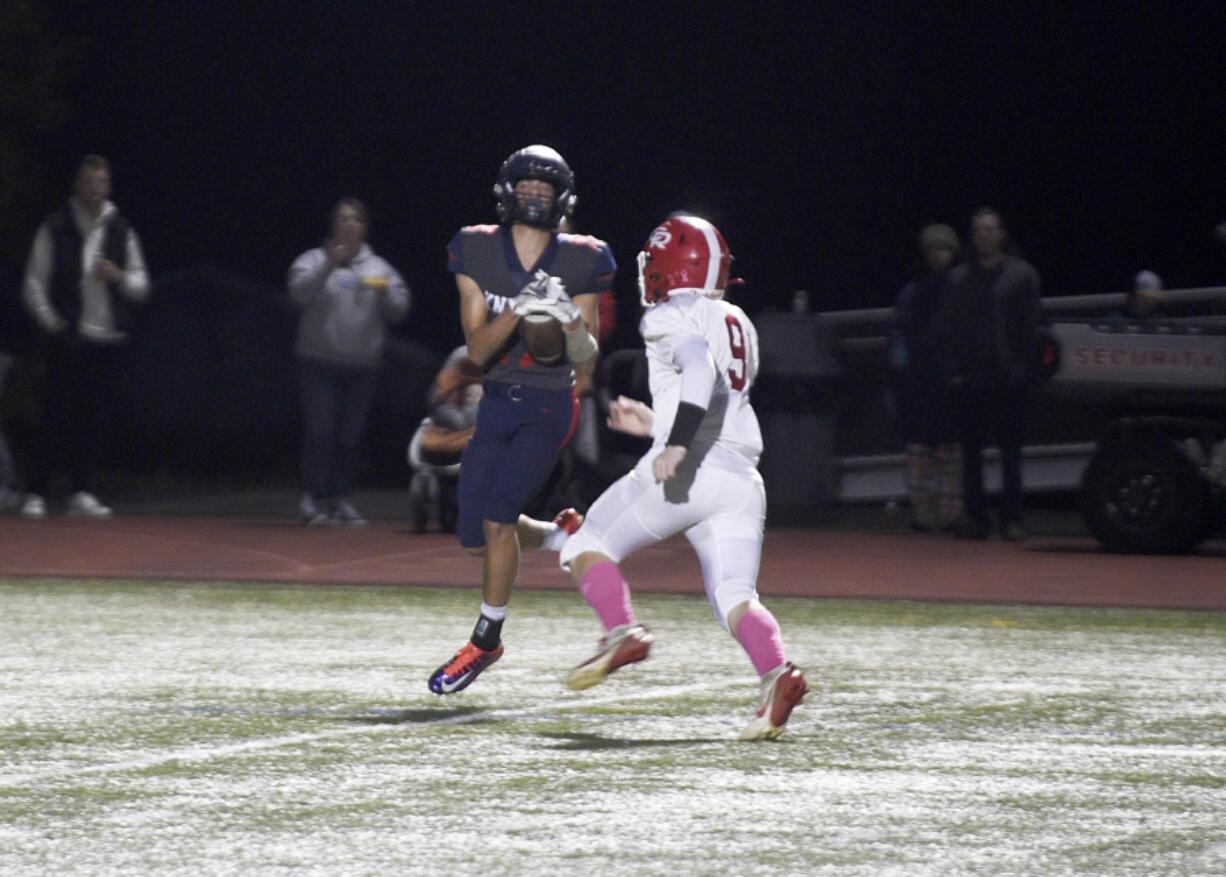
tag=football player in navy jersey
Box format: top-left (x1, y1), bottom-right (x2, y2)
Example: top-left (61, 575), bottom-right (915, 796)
top-left (428, 145), bottom-right (615, 695)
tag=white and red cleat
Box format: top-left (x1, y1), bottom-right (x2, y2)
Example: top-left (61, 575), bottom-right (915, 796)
top-left (552, 507), bottom-right (584, 536)
top-left (565, 623), bottom-right (654, 690)
top-left (740, 662), bottom-right (808, 740)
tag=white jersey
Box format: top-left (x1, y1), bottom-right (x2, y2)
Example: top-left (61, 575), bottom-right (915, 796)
top-left (639, 292), bottom-right (763, 466)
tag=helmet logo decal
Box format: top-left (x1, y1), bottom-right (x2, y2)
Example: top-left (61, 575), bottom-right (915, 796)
top-left (648, 227), bottom-right (672, 249)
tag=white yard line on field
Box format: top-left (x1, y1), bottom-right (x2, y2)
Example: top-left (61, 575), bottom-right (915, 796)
top-left (0, 680), bottom-right (724, 788)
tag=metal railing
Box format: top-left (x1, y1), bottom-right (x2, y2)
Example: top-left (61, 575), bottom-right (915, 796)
top-left (814, 286), bottom-right (1226, 502)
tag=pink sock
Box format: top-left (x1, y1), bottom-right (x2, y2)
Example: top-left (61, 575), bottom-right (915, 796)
top-left (579, 561), bottom-right (635, 631)
top-left (736, 605), bottom-right (787, 676)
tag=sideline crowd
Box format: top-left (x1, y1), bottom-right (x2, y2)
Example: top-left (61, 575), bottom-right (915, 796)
top-left (0, 151), bottom-right (1172, 543)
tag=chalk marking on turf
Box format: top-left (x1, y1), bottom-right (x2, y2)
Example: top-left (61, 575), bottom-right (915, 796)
top-left (0, 680), bottom-right (725, 788)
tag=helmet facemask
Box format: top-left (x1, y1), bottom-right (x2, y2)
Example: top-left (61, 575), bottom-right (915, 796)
top-left (511, 179), bottom-right (556, 228)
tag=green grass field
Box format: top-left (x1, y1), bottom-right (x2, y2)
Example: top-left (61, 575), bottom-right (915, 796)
top-left (2, 577), bottom-right (1224, 876)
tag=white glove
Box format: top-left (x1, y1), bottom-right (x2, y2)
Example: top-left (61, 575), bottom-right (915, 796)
top-left (528, 296), bottom-right (580, 324)
top-left (529, 269), bottom-right (568, 301)
top-left (512, 270), bottom-right (576, 321)
top-left (511, 269), bottom-right (554, 315)
top-left (512, 291), bottom-right (542, 317)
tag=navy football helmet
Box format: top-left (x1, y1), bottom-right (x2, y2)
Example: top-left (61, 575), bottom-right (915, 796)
top-left (493, 145), bottom-right (577, 230)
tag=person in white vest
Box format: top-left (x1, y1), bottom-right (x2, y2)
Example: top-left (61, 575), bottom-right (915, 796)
top-left (21, 155), bottom-right (149, 519)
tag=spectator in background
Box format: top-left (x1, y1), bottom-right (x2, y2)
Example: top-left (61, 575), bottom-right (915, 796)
top-left (426, 345), bottom-right (484, 438)
top-left (1101, 270), bottom-right (1166, 328)
top-left (413, 344), bottom-right (484, 473)
top-left (288, 197), bottom-right (411, 526)
top-left (888, 224), bottom-right (962, 533)
top-left (1123, 270), bottom-right (1166, 319)
top-left (946, 207), bottom-right (1042, 541)
top-left (407, 345), bottom-right (483, 531)
top-left (21, 155), bottom-right (150, 519)
top-left (0, 351), bottom-right (21, 513)
top-left (1, 264), bottom-right (28, 512)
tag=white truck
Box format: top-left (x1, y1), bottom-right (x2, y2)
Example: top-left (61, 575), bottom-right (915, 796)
top-left (1049, 320), bottom-right (1226, 553)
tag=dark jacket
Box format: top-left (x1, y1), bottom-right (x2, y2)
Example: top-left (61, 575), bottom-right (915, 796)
top-left (889, 269), bottom-right (958, 443)
top-left (946, 255), bottom-right (1042, 388)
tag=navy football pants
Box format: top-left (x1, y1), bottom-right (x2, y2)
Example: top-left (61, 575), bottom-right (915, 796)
top-left (456, 381), bottom-right (577, 548)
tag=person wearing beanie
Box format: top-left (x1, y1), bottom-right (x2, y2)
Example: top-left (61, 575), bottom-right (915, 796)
top-left (887, 224), bottom-right (963, 533)
top-left (919, 223), bottom-right (960, 254)
top-left (1127, 270), bottom-right (1166, 318)
top-left (1104, 270), bottom-right (1167, 323)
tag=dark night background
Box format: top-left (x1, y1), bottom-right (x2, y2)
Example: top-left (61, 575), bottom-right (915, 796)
top-left (3, 1), bottom-right (1226, 488)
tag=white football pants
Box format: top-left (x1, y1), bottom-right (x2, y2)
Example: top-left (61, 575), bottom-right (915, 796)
top-left (560, 447), bottom-right (765, 631)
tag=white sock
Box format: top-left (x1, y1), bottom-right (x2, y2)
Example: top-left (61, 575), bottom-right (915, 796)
top-left (541, 522), bottom-right (568, 552)
top-left (480, 602), bottom-right (508, 621)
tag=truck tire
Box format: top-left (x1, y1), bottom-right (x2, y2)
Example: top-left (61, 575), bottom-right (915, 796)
top-left (1080, 436), bottom-right (1210, 554)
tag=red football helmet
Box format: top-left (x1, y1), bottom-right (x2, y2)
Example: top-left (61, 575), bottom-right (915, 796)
top-left (637, 213), bottom-right (735, 306)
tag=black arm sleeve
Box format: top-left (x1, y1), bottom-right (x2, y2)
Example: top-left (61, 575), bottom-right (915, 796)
top-left (666, 401), bottom-right (706, 449)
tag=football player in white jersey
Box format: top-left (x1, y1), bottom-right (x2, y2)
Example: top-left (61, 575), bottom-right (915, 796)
top-left (558, 213), bottom-right (808, 740)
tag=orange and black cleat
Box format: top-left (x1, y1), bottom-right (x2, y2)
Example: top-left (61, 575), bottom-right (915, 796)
top-left (428, 640), bottom-right (504, 694)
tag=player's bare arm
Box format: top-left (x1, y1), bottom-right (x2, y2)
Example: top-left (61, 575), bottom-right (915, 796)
top-left (568, 291), bottom-right (599, 333)
top-left (613, 394), bottom-right (685, 481)
top-left (608, 395), bottom-right (653, 435)
top-left (456, 272), bottom-right (518, 366)
top-left (652, 445), bottom-right (687, 482)
top-left (568, 291), bottom-right (600, 381)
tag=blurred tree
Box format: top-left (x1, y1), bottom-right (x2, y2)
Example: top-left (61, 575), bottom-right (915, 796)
top-left (0, 1), bottom-right (85, 269)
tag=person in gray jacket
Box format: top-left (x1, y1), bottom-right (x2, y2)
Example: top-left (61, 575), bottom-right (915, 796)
top-left (288, 197), bottom-right (410, 525)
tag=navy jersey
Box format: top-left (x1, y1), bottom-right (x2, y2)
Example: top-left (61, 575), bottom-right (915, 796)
top-left (447, 225), bottom-right (616, 391)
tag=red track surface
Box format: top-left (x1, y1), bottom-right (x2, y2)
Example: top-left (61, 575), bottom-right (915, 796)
top-left (2, 516), bottom-right (1222, 611)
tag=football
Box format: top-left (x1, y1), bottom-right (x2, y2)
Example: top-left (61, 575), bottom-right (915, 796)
top-left (518, 313), bottom-right (565, 364)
